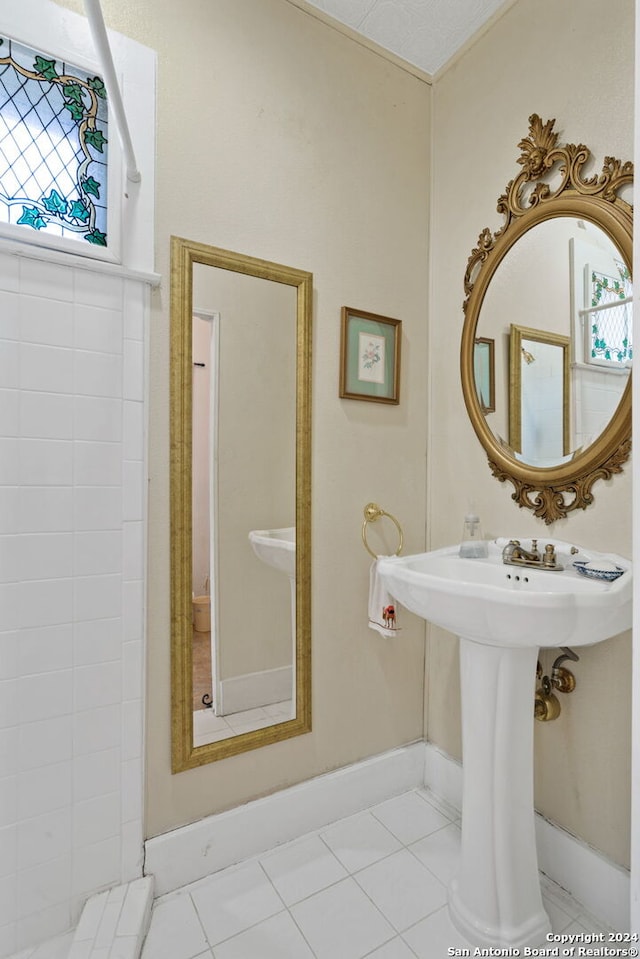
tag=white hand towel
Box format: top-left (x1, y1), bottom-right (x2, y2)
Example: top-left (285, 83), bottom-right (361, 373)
top-left (368, 558), bottom-right (401, 637)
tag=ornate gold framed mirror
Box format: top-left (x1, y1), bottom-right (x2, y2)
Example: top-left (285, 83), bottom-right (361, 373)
top-left (170, 237), bottom-right (312, 771)
top-left (461, 115), bottom-right (633, 523)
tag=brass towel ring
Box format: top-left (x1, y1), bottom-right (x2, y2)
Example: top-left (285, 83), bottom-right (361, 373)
top-left (362, 502), bottom-right (404, 559)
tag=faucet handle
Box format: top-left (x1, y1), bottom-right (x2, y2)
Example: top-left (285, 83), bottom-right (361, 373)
top-left (542, 543), bottom-right (556, 567)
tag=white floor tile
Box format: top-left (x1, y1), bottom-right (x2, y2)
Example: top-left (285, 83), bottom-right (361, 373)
top-left (259, 834), bottom-right (348, 905)
top-left (190, 861), bottom-right (283, 946)
top-left (132, 789), bottom-right (613, 959)
top-left (355, 849), bottom-right (448, 932)
top-left (290, 877), bottom-right (395, 959)
top-left (402, 904), bottom-right (473, 958)
top-left (371, 792), bottom-right (450, 845)
top-left (364, 938), bottom-right (416, 958)
top-left (321, 812), bottom-right (402, 873)
top-left (409, 822), bottom-right (461, 886)
top-left (141, 893), bottom-right (209, 959)
top-left (212, 911), bottom-right (314, 958)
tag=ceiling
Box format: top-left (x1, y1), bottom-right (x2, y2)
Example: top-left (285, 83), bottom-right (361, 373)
top-left (300, 0), bottom-right (509, 76)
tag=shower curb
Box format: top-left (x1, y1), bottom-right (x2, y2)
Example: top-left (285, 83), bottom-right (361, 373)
top-left (67, 876), bottom-right (154, 959)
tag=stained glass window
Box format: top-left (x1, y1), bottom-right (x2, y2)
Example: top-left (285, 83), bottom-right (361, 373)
top-left (0, 35), bottom-right (108, 247)
top-left (588, 262), bottom-right (633, 365)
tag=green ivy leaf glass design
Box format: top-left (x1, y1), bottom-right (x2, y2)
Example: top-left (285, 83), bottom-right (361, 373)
top-left (0, 36), bottom-right (109, 245)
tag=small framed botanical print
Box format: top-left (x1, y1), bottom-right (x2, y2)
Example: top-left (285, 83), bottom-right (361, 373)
top-left (339, 307), bottom-right (401, 404)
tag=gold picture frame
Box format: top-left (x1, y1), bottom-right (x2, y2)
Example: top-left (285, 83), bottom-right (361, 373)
top-left (339, 307), bottom-right (401, 404)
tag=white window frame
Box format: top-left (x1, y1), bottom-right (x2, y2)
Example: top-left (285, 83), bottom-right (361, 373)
top-left (0, 0), bottom-right (155, 274)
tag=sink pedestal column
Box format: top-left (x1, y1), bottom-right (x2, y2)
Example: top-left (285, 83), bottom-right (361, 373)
top-left (449, 638), bottom-right (551, 947)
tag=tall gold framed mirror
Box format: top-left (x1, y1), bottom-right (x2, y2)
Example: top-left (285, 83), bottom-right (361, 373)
top-left (170, 237), bottom-right (312, 771)
top-left (461, 115), bottom-right (633, 524)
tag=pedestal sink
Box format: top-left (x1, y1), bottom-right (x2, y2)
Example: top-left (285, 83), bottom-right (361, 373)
top-left (378, 539), bottom-right (632, 948)
top-left (248, 527), bottom-right (296, 578)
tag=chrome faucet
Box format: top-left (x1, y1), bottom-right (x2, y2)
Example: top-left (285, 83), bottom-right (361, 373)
top-left (502, 539), bottom-right (564, 570)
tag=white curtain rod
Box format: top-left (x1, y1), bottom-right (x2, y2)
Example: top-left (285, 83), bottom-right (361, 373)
top-left (83, 0), bottom-right (141, 183)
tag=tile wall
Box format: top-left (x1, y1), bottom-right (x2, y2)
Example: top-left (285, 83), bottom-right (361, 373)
top-left (0, 249), bottom-right (148, 957)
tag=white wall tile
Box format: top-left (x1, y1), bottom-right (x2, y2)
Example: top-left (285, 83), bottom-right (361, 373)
top-left (120, 759), bottom-right (142, 825)
top-left (121, 699), bottom-right (142, 762)
top-left (15, 856), bottom-right (73, 919)
top-left (19, 344), bottom-right (73, 394)
top-left (18, 488), bottom-right (73, 533)
top-left (19, 439), bottom-right (73, 486)
top-left (74, 305), bottom-right (123, 355)
top-left (0, 584), bottom-right (19, 630)
top-left (0, 340), bottom-right (19, 389)
top-left (74, 575), bottom-right (122, 623)
top-left (72, 836), bottom-right (120, 898)
top-left (13, 534), bottom-right (73, 582)
top-left (0, 490), bottom-right (18, 535)
top-left (0, 632), bottom-right (18, 679)
top-left (73, 397), bottom-right (122, 443)
top-left (0, 876), bottom-right (17, 927)
top-left (0, 537), bottom-right (17, 584)
top-left (73, 488), bottom-right (122, 532)
top-left (120, 820), bottom-right (144, 882)
top-left (14, 903), bottom-right (73, 955)
top-left (20, 391), bottom-right (74, 440)
top-left (74, 351), bottom-right (123, 399)
top-left (17, 808), bottom-right (72, 870)
top-left (20, 259), bottom-right (74, 302)
top-left (73, 793), bottom-right (120, 849)
top-left (122, 523), bottom-right (143, 581)
top-left (122, 643), bottom-right (142, 704)
top-left (0, 728), bottom-right (18, 778)
top-left (74, 271), bottom-right (123, 311)
top-left (123, 462), bottom-right (143, 522)
top-left (74, 662), bottom-right (122, 713)
top-left (74, 531), bottom-right (122, 577)
top-left (122, 581), bottom-right (143, 642)
top-left (0, 826), bottom-right (17, 879)
top-left (0, 923), bottom-right (15, 959)
top-left (0, 252), bottom-right (19, 293)
top-left (0, 682), bottom-right (18, 730)
top-left (0, 389), bottom-right (19, 437)
top-left (0, 776), bottom-right (17, 829)
top-left (123, 341), bottom-right (143, 402)
top-left (17, 762), bottom-right (72, 820)
top-left (20, 296), bottom-right (74, 349)
top-left (73, 748), bottom-right (120, 803)
top-left (73, 705), bottom-right (121, 757)
top-left (17, 669), bottom-right (73, 723)
top-left (17, 578), bottom-right (73, 629)
top-left (73, 619), bottom-right (121, 667)
top-left (0, 292), bottom-right (19, 340)
top-left (18, 716), bottom-right (73, 772)
top-left (122, 401), bottom-right (143, 461)
top-left (0, 439), bottom-right (18, 485)
top-left (74, 442), bottom-right (121, 486)
top-left (18, 625), bottom-right (73, 676)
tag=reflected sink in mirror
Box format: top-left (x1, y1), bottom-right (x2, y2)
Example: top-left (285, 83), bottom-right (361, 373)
top-left (378, 539), bottom-right (632, 648)
top-left (377, 539), bottom-right (632, 948)
top-left (249, 527), bottom-right (296, 578)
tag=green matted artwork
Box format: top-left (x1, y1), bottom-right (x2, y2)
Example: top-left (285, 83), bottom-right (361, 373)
top-left (339, 306), bottom-right (401, 404)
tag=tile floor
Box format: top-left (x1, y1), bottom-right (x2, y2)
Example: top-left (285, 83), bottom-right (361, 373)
top-left (140, 787), bottom-right (613, 959)
top-left (193, 700), bottom-right (294, 747)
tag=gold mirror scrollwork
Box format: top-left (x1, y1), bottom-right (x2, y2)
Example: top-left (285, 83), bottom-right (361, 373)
top-left (461, 115), bottom-right (633, 524)
top-left (170, 237), bottom-right (312, 771)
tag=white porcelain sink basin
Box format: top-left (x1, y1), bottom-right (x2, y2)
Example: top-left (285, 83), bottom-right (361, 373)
top-left (378, 538), bottom-right (632, 948)
top-left (377, 539), bottom-right (632, 648)
top-left (248, 527), bottom-right (295, 578)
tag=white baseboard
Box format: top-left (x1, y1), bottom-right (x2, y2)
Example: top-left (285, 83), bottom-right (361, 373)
top-left (218, 665), bottom-right (293, 715)
top-left (422, 742), bottom-right (630, 933)
top-left (145, 742), bottom-right (425, 896)
top-left (145, 739), bottom-right (630, 931)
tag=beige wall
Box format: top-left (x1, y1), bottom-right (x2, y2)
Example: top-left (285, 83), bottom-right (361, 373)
top-left (430, 0), bottom-right (633, 866)
top-left (53, 0), bottom-right (430, 836)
